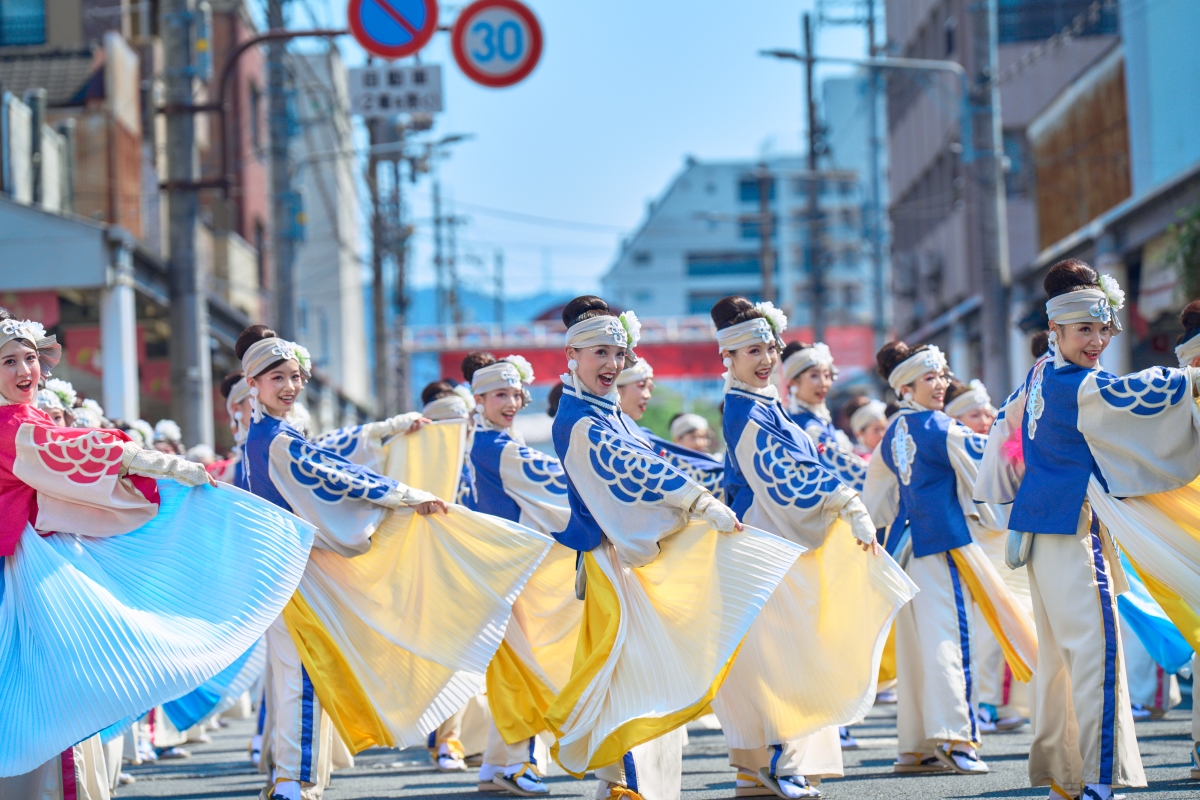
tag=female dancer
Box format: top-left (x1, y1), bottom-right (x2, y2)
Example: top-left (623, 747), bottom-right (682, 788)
top-left (617, 358), bottom-right (725, 500)
top-left (712, 297), bottom-right (915, 798)
top-left (842, 396), bottom-right (887, 458)
top-left (943, 380), bottom-right (997, 435)
top-left (782, 341), bottom-right (868, 491)
top-left (862, 340), bottom-right (1037, 777)
top-left (669, 412), bottom-right (712, 452)
top-left (238, 325), bottom-right (550, 800)
top-left (0, 315), bottom-right (312, 795)
top-left (976, 261), bottom-right (1200, 799)
top-left (461, 353), bottom-right (580, 796)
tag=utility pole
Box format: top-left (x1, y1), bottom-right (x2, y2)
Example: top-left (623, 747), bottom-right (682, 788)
top-left (447, 206), bottom-right (462, 325)
top-left (433, 180), bottom-right (445, 325)
top-left (865, 0), bottom-right (887, 351)
top-left (267, 0), bottom-right (295, 338)
top-left (803, 12), bottom-right (828, 343)
top-left (755, 163), bottom-right (775, 305)
top-left (367, 119), bottom-right (388, 416)
top-left (393, 158), bottom-right (411, 412)
top-left (493, 249), bottom-right (504, 325)
top-left (969, 0), bottom-right (1011, 394)
top-left (161, 0), bottom-right (213, 446)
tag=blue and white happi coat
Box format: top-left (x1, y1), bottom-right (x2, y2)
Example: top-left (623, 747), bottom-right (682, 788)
top-left (551, 381), bottom-right (707, 567)
top-left (640, 427), bottom-right (725, 503)
top-left (789, 399), bottom-right (869, 492)
top-left (863, 401), bottom-right (1005, 559)
top-left (464, 422), bottom-right (571, 535)
top-left (723, 381), bottom-right (858, 549)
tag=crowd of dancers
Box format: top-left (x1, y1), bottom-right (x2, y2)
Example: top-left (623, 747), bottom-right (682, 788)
top-left (1, 256), bottom-right (1199, 800)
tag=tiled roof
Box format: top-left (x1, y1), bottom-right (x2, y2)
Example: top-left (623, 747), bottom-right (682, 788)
top-left (0, 50), bottom-right (98, 106)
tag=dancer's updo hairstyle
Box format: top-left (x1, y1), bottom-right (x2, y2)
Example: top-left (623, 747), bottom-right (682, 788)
top-left (562, 296), bottom-right (611, 328)
top-left (421, 379), bottom-right (458, 406)
top-left (219, 371), bottom-right (245, 399)
top-left (943, 379), bottom-right (971, 406)
top-left (1030, 330), bottom-right (1050, 358)
top-left (234, 324), bottom-right (285, 376)
top-left (781, 341), bottom-right (815, 362)
top-left (1043, 258), bottom-right (1099, 299)
top-left (710, 295), bottom-right (762, 331)
top-left (876, 340), bottom-right (930, 382)
top-left (1178, 300), bottom-right (1200, 345)
top-left (461, 351), bottom-right (497, 383)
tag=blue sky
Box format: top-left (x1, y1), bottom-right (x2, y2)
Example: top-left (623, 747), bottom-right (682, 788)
top-left (292, 0), bottom-right (873, 296)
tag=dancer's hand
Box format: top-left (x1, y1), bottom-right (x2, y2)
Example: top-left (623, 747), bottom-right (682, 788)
top-left (414, 498), bottom-right (449, 516)
top-left (838, 496), bottom-right (877, 550)
top-left (405, 416), bottom-right (433, 435)
top-left (695, 493), bottom-right (742, 532)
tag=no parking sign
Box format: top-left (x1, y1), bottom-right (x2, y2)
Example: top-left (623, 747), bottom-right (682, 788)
top-left (348, 0), bottom-right (439, 60)
top-left (451, 0), bottom-right (543, 88)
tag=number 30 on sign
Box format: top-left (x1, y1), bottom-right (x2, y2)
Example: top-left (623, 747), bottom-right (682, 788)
top-left (451, 0), bottom-right (543, 88)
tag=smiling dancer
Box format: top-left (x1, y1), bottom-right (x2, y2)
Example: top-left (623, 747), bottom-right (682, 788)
top-left (976, 261), bottom-right (1200, 800)
top-left (458, 352), bottom-right (580, 797)
top-left (236, 325), bottom-right (551, 800)
top-left (617, 358), bottom-right (725, 501)
top-left (0, 313), bottom-right (312, 797)
top-left (711, 297), bottom-right (916, 798)
top-left (782, 341), bottom-right (869, 492)
top-left (842, 396), bottom-right (888, 459)
top-left (862, 340), bottom-right (1038, 778)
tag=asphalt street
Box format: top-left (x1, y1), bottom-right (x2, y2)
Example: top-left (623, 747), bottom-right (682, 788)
top-left (118, 700), bottom-right (1197, 800)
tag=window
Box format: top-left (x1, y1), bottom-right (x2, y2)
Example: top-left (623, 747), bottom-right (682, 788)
top-left (686, 252), bottom-right (761, 277)
top-left (255, 221), bottom-right (267, 289)
top-left (998, 0), bottom-right (1118, 44)
top-left (689, 291), bottom-right (760, 315)
top-left (944, 16), bottom-right (957, 56)
top-left (738, 215), bottom-right (778, 240)
top-left (632, 251), bottom-right (652, 266)
top-left (249, 82), bottom-right (262, 152)
top-left (738, 176), bottom-right (774, 203)
top-left (0, 0), bottom-right (45, 45)
top-left (632, 290), bottom-right (653, 304)
top-left (843, 284), bottom-right (861, 307)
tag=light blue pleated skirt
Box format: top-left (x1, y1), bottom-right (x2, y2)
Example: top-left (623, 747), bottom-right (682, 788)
top-left (0, 481), bottom-right (313, 776)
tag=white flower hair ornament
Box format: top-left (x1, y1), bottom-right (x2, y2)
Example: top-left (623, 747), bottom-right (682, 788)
top-left (503, 354), bottom-right (535, 385)
top-left (154, 419), bottom-right (183, 444)
top-left (0, 318), bottom-right (47, 343)
top-left (756, 301), bottom-right (788, 339)
top-left (131, 419), bottom-right (155, 448)
top-left (291, 343), bottom-right (313, 377)
top-left (1098, 274), bottom-right (1125, 312)
top-left (81, 398), bottom-right (104, 418)
top-left (44, 378), bottom-right (77, 408)
top-left (618, 311), bottom-right (642, 349)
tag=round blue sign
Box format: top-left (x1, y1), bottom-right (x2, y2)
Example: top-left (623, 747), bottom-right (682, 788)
top-left (348, 0), bottom-right (438, 60)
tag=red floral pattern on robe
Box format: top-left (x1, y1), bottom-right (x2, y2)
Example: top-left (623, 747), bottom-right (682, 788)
top-left (0, 404), bottom-right (159, 555)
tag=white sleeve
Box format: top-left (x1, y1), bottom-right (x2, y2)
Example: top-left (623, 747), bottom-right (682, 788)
top-left (860, 442), bottom-right (899, 531)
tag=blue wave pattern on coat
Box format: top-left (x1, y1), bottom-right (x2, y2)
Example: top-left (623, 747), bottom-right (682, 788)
top-left (587, 425), bottom-right (688, 503)
top-left (0, 481), bottom-right (313, 776)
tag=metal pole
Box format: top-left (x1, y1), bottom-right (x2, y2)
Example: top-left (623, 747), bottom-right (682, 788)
top-left (756, 163), bottom-right (775, 304)
top-left (970, 0), bottom-right (1011, 392)
top-left (162, 0), bottom-right (213, 446)
top-left (393, 158), bottom-right (410, 412)
top-left (367, 120), bottom-right (388, 416)
top-left (268, 0), bottom-right (295, 338)
top-left (494, 249), bottom-right (504, 325)
top-left (866, 0), bottom-right (887, 350)
top-left (448, 209), bottom-right (462, 325)
top-left (433, 180), bottom-right (444, 325)
top-left (803, 13), bottom-right (826, 342)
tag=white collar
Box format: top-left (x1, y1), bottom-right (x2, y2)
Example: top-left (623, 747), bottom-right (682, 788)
top-left (898, 399), bottom-right (935, 413)
top-left (791, 397), bottom-right (831, 422)
top-left (728, 376), bottom-right (781, 401)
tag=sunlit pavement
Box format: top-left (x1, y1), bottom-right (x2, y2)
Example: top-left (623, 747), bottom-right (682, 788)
top-left (119, 699), bottom-right (1196, 799)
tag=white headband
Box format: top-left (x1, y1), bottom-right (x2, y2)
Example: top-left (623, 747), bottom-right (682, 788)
top-left (1045, 278), bottom-right (1124, 334)
top-left (616, 358), bottom-right (654, 387)
top-left (473, 362), bottom-right (523, 395)
top-left (670, 412), bottom-right (708, 440)
top-left (887, 345), bottom-right (949, 392)
top-left (1177, 334), bottom-right (1200, 368)
top-left (944, 379), bottom-right (994, 418)
top-left (422, 394), bottom-right (470, 421)
top-left (564, 311), bottom-right (641, 397)
top-left (849, 399), bottom-right (887, 434)
top-left (783, 342), bottom-right (836, 382)
top-left (0, 318), bottom-right (62, 376)
top-left (37, 388), bottom-right (64, 411)
top-left (241, 337), bottom-right (312, 380)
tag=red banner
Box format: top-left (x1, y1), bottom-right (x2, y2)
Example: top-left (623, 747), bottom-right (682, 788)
top-left (0, 290), bottom-right (60, 328)
top-left (438, 325), bottom-right (877, 385)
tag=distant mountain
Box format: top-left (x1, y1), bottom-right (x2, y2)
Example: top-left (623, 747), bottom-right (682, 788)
top-left (406, 287), bottom-right (574, 326)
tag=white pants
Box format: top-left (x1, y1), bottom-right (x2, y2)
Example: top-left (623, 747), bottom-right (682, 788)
top-left (594, 727), bottom-right (686, 800)
top-left (1026, 514), bottom-right (1144, 789)
top-left (0, 736), bottom-right (110, 800)
top-left (728, 727), bottom-right (842, 779)
top-left (264, 613), bottom-right (334, 792)
top-left (896, 549), bottom-right (979, 755)
top-left (483, 724), bottom-right (546, 770)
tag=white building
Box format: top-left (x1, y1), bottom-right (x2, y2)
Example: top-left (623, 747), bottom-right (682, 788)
top-left (288, 48), bottom-right (369, 407)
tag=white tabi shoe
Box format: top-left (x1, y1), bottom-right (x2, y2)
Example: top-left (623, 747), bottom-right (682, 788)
top-left (734, 771), bottom-right (775, 797)
top-left (932, 743), bottom-right (989, 775)
top-left (838, 726), bottom-right (859, 749)
top-left (757, 769), bottom-right (820, 799)
top-left (493, 764), bottom-right (550, 797)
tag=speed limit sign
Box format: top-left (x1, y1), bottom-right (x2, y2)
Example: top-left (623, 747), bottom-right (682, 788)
top-left (451, 0), bottom-right (543, 88)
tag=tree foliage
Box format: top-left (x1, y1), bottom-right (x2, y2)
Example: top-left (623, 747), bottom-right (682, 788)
top-left (1168, 203), bottom-right (1200, 300)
